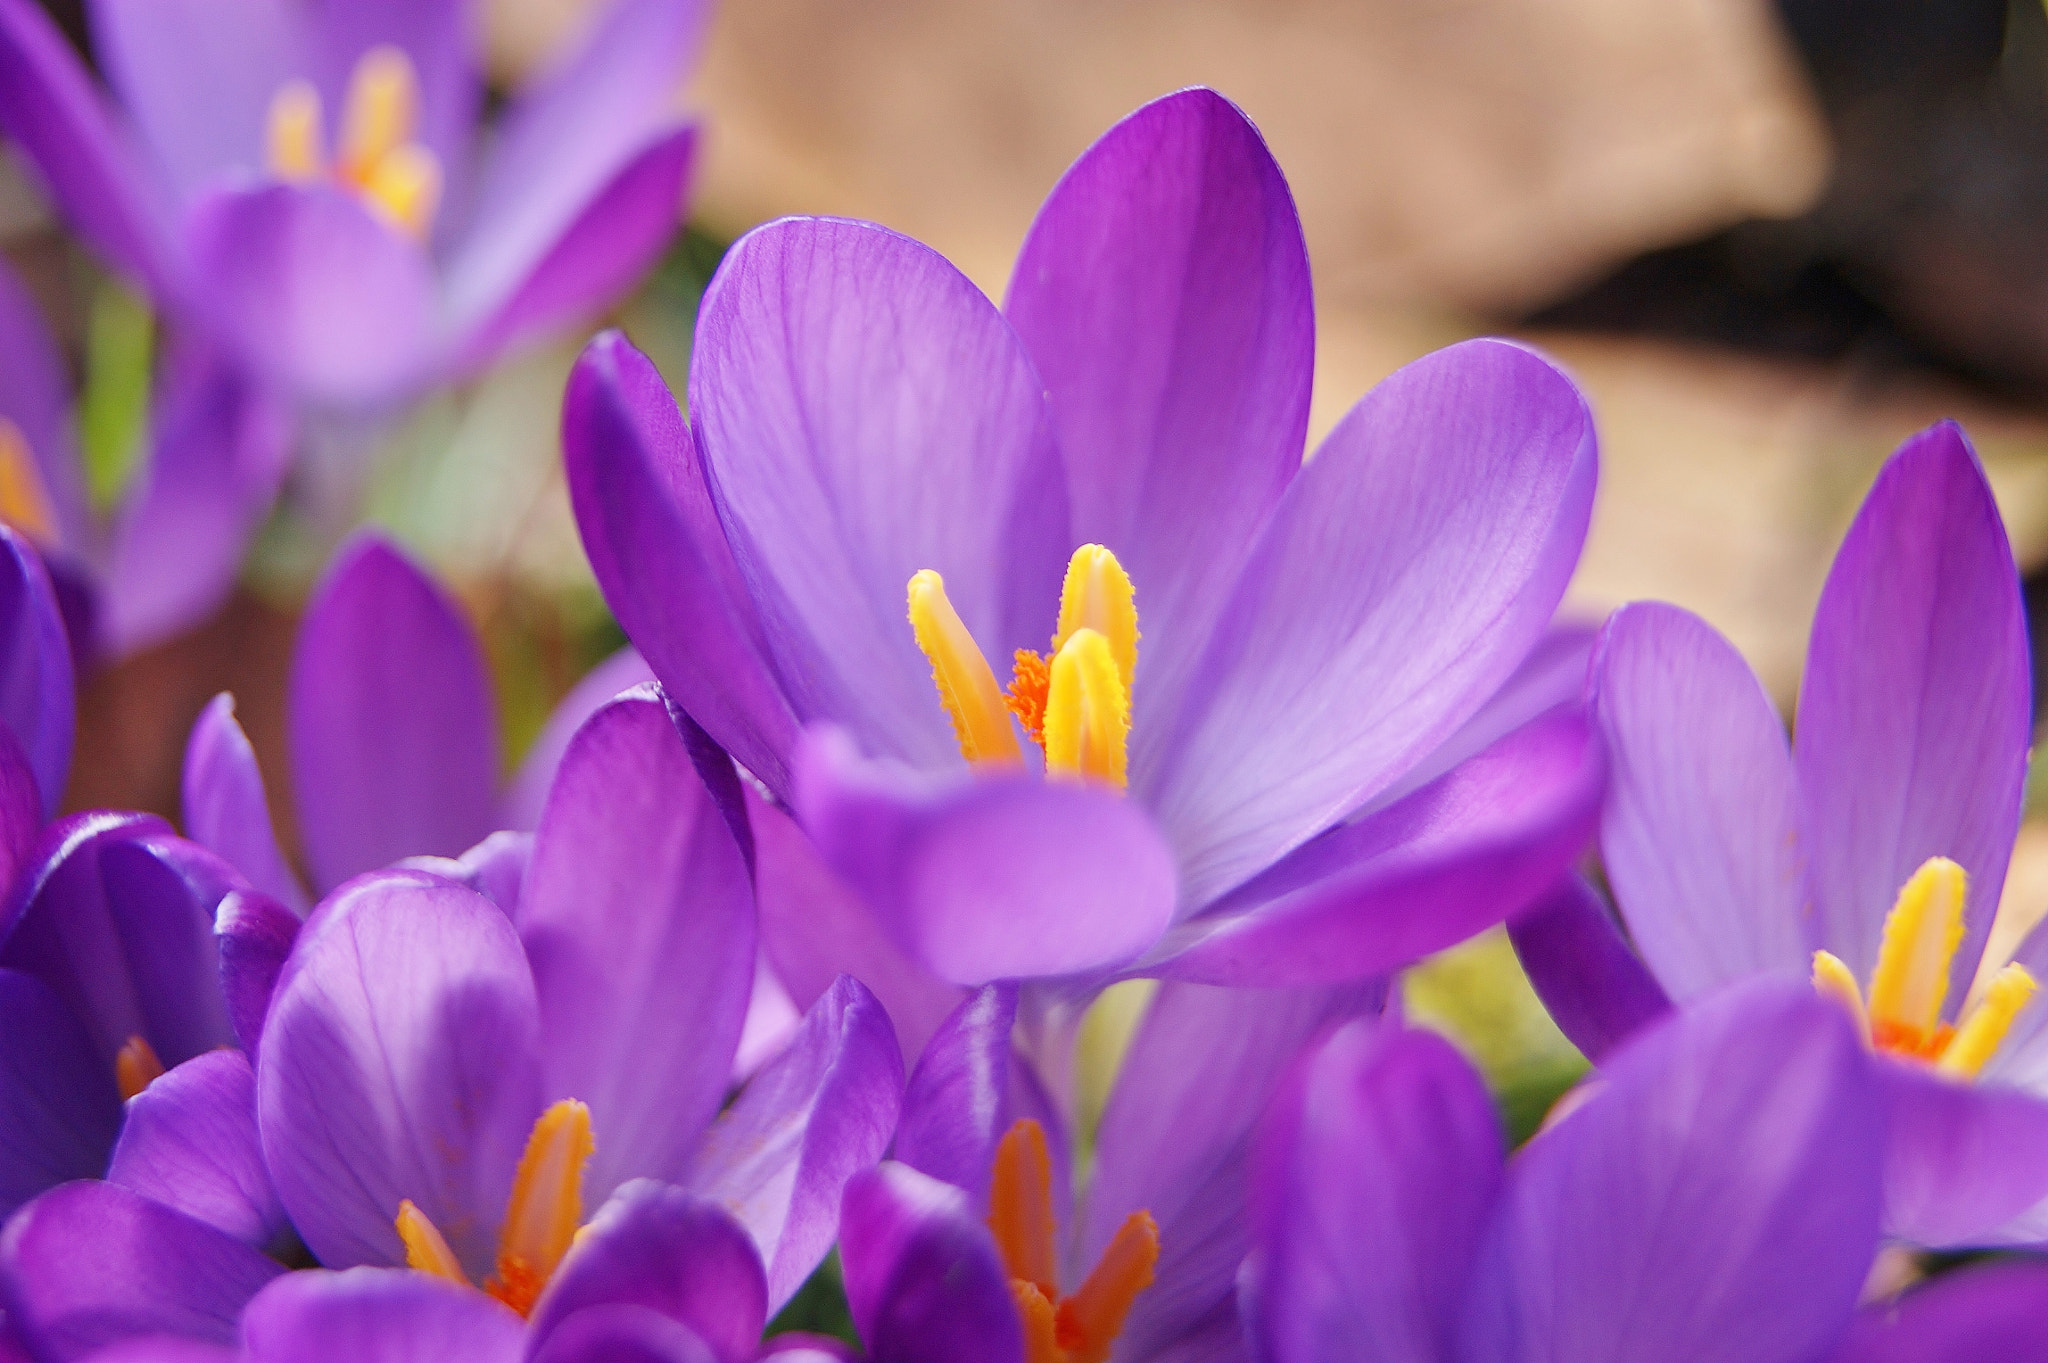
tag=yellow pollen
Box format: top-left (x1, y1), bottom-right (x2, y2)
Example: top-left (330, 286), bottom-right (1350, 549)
top-left (0, 418), bottom-right (57, 544)
top-left (339, 46), bottom-right (419, 182)
top-left (1042, 630), bottom-right (1128, 790)
top-left (396, 1199), bottom-right (466, 1283)
top-left (357, 143), bottom-right (442, 239)
top-left (114, 1034), bottom-right (164, 1100)
top-left (264, 80), bottom-right (325, 181)
top-left (1052, 546), bottom-right (1138, 697)
top-left (987, 1120), bottom-right (1158, 1363)
top-left (1809, 856), bottom-right (2039, 1078)
top-left (908, 569), bottom-right (1023, 768)
top-left (263, 48), bottom-right (441, 239)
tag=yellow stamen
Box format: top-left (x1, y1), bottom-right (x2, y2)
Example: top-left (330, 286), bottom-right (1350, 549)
top-left (115, 1035), bottom-right (164, 1100)
top-left (358, 143), bottom-right (442, 240)
top-left (1042, 629), bottom-right (1128, 789)
top-left (988, 1119), bottom-right (1059, 1300)
top-left (1054, 1212), bottom-right (1159, 1363)
top-left (1013, 1281), bottom-right (1063, 1363)
top-left (395, 1199), bottom-right (466, 1283)
top-left (0, 418), bottom-right (57, 543)
top-left (1939, 964), bottom-right (2039, 1078)
top-left (1052, 546), bottom-right (1138, 697)
top-left (265, 79), bottom-right (325, 182)
top-left (1811, 950), bottom-right (1869, 1043)
top-left (908, 569), bottom-right (1023, 767)
top-left (1867, 857), bottom-right (1967, 1057)
top-left (486, 1099), bottom-right (594, 1317)
top-left (339, 46), bottom-right (419, 183)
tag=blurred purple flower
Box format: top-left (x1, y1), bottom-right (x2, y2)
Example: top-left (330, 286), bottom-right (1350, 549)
top-left (564, 86), bottom-right (1605, 994)
top-left (1828, 1258), bottom-right (2048, 1362)
top-left (1242, 980), bottom-right (1886, 1363)
top-left (1516, 422), bottom-right (2048, 1247)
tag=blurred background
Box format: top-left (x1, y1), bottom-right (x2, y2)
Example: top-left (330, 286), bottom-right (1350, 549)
top-left (12, 0), bottom-right (2048, 1124)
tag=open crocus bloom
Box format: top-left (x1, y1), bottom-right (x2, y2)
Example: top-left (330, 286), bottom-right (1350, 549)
top-left (566, 86), bottom-right (1605, 992)
top-left (1514, 421), bottom-right (2048, 1246)
top-left (0, 0), bottom-right (702, 415)
top-left (1, 686), bottom-right (905, 1362)
top-left (1243, 981), bottom-right (1886, 1363)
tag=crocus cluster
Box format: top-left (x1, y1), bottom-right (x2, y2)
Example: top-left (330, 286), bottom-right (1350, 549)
top-left (0, 19), bottom-right (2041, 1361)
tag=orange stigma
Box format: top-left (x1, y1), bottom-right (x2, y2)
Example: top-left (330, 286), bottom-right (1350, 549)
top-left (0, 418), bottom-right (57, 544)
top-left (1812, 857), bottom-right (2038, 1078)
top-left (115, 1035), bottom-right (164, 1100)
top-left (264, 46), bottom-right (441, 238)
top-left (987, 1119), bottom-right (1158, 1363)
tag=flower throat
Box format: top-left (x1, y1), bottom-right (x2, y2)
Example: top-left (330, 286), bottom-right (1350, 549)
top-left (265, 45), bottom-right (441, 238)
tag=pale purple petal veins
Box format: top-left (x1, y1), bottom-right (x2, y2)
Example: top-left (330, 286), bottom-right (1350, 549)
top-left (256, 872), bottom-right (542, 1276)
top-left (1004, 88), bottom-right (1312, 742)
top-left (288, 533), bottom-right (499, 892)
top-left (1833, 1260), bottom-right (2048, 1363)
top-left (893, 984), bottom-right (1017, 1204)
top-left (239, 1268), bottom-right (522, 1363)
top-left (838, 1163), bottom-right (1023, 1363)
top-left (518, 690), bottom-right (755, 1201)
top-left (794, 727), bottom-right (1177, 986)
top-left (1147, 339), bottom-right (1597, 909)
top-left (0, 258), bottom-right (91, 557)
top-left (526, 1182), bottom-right (765, 1363)
top-left (106, 1049), bottom-right (287, 1251)
top-left (1795, 422), bottom-right (2031, 1004)
top-left (1507, 875), bottom-right (1671, 1064)
top-left (688, 217), bottom-right (1070, 770)
top-left (0, 525), bottom-right (76, 817)
top-left (530, 1305), bottom-right (718, 1363)
top-left (1876, 1060), bottom-right (2048, 1248)
top-left (685, 975), bottom-right (905, 1312)
top-left (0, 1180), bottom-right (284, 1362)
top-left (561, 333), bottom-right (798, 799)
top-left (501, 648), bottom-right (655, 832)
top-left (1459, 980), bottom-right (1882, 1363)
top-left (302, 0), bottom-right (475, 188)
top-left (181, 695), bottom-right (308, 914)
top-left (184, 184), bottom-right (436, 410)
top-left (0, 0), bottom-right (179, 295)
top-left (1245, 1022), bottom-right (1500, 1363)
top-left (213, 889), bottom-right (299, 1060)
top-left (0, 970), bottom-right (121, 1219)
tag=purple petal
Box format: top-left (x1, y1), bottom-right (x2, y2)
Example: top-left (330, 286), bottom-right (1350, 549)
top-left (756, 1336), bottom-right (856, 1363)
top-left (838, 1163), bottom-right (1021, 1363)
top-left (106, 1049), bottom-right (285, 1251)
top-left (0, 525), bottom-right (76, 816)
top-left (0, 727), bottom-right (45, 904)
top-left (1592, 600), bottom-right (1809, 1000)
top-left (793, 728), bottom-right (1177, 986)
top-left (527, 1183), bottom-right (765, 1363)
top-left (562, 332), bottom-right (798, 798)
top-left (288, 535), bottom-right (498, 892)
top-left (181, 695), bottom-right (306, 914)
top-left (733, 956), bottom-right (800, 1082)
top-left (0, 1181), bottom-right (282, 1362)
top-left (213, 889), bottom-right (299, 1060)
top-left (0, 258), bottom-right (90, 558)
top-left (1877, 1060), bottom-right (2048, 1247)
top-left (750, 785), bottom-right (963, 1061)
top-left (1795, 423), bottom-right (2030, 1005)
top-left (1087, 979), bottom-right (1386, 1359)
top-left (686, 976), bottom-right (904, 1311)
top-left (1244, 1022), bottom-right (1500, 1363)
top-left (452, 127), bottom-right (696, 371)
top-left (85, 0), bottom-right (297, 199)
top-left (517, 689), bottom-right (755, 1200)
top-left (893, 984), bottom-right (1016, 1204)
top-left (500, 648), bottom-right (655, 832)
top-left (1148, 339), bottom-right (1596, 908)
top-left (1150, 705), bottom-right (1603, 986)
top-left (443, 0), bottom-right (707, 329)
top-left (688, 217), bottom-right (1069, 771)
top-left (1460, 980), bottom-right (1882, 1363)
top-left (530, 1307), bottom-right (716, 1363)
top-left (0, 970), bottom-right (120, 1219)
top-left (184, 184), bottom-right (435, 410)
top-left (1507, 875), bottom-right (1672, 1064)
top-left (1833, 1260), bottom-right (2048, 1363)
top-left (0, 0), bottom-right (177, 295)
top-left (78, 1340), bottom-right (237, 1363)
top-left (257, 872), bottom-right (541, 1275)
top-left (301, 0), bottom-right (474, 185)
top-left (1004, 88), bottom-right (1311, 743)
top-left (239, 1269), bottom-right (522, 1363)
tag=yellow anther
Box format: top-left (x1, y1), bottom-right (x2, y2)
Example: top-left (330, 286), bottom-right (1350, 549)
top-left (1940, 964), bottom-right (2039, 1078)
top-left (1042, 630), bottom-right (1128, 789)
top-left (1868, 857), bottom-right (1967, 1055)
top-left (1812, 950), bottom-right (1869, 1043)
top-left (908, 569), bottom-right (1023, 768)
top-left (358, 143), bottom-right (442, 239)
top-left (339, 46), bottom-right (419, 182)
top-left (395, 1199), bottom-right (466, 1284)
top-left (0, 418), bottom-right (56, 543)
top-left (115, 1035), bottom-right (164, 1100)
top-left (487, 1100), bottom-right (594, 1317)
top-left (264, 79), bottom-right (325, 182)
top-left (1052, 546), bottom-right (1138, 697)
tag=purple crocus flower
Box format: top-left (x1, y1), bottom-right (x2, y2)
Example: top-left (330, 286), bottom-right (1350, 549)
top-left (1242, 979), bottom-right (1885, 1363)
top-left (565, 86), bottom-right (1605, 995)
top-left (2, 683), bottom-right (905, 1362)
top-left (1514, 422), bottom-right (2048, 1247)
